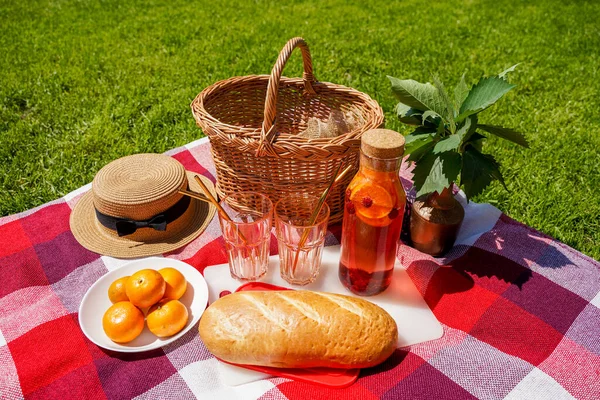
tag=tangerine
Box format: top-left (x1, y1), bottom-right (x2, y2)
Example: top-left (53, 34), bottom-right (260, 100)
top-left (126, 269), bottom-right (166, 308)
top-left (102, 301), bottom-right (144, 343)
top-left (146, 299), bottom-right (189, 338)
top-left (108, 276), bottom-right (130, 303)
top-left (159, 267), bottom-right (187, 300)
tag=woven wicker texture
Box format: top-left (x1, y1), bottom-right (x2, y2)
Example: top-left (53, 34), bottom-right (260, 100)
top-left (70, 155), bottom-right (217, 258)
top-left (191, 37), bottom-right (384, 224)
top-left (274, 194), bottom-right (330, 226)
top-left (220, 192), bottom-right (273, 223)
top-left (93, 154), bottom-right (187, 221)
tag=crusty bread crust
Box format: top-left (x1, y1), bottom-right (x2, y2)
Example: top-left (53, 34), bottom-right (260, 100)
top-left (199, 290), bottom-right (398, 369)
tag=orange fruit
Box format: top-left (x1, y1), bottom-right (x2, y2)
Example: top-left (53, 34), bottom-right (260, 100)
top-left (349, 182), bottom-right (394, 219)
top-left (146, 299), bottom-right (189, 338)
top-left (102, 301), bottom-right (144, 343)
top-left (126, 269), bottom-right (166, 308)
top-left (108, 276), bottom-right (130, 303)
top-left (159, 267), bottom-right (187, 300)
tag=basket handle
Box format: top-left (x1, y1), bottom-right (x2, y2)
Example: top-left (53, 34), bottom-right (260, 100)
top-left (256, 37), bottom-right (317, 156)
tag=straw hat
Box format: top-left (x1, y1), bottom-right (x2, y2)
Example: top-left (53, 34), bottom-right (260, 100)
top-left (70, 153), bottom-right (217, 258)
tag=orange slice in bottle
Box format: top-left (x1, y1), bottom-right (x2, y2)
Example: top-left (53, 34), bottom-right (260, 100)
top-left (349, 182), bottom-right (394, 220)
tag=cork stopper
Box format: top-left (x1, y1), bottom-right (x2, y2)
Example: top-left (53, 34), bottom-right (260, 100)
top-left (361, 129), bottom-right (405, 159)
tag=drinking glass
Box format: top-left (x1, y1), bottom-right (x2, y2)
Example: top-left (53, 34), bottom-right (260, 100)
top-left (275, 194), bottom-right (330, 285)
top-left (218, 192), bottom-right (273, 281)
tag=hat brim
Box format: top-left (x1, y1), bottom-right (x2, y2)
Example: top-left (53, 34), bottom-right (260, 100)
top-left (70, 172), bottom-right (217, 259)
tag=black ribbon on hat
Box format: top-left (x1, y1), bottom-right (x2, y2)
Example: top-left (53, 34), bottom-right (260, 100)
top-left (95, 195), bottom-right (191, 237)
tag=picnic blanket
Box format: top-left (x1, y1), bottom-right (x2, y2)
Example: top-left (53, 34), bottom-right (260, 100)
top-left (1, 137), bottom-right (599, 400)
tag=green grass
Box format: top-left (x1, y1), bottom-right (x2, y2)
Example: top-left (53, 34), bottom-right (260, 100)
top-left (1, 0), bottom-right (598, 259)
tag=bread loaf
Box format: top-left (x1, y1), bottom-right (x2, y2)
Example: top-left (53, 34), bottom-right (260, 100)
top-left (199, 290), bottom-right (398, 369)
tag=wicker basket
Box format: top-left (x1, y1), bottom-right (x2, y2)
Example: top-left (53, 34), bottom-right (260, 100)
top-left (191, 37), bottom-right (384, 224)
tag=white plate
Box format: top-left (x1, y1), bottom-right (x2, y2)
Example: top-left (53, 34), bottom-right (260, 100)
top-left (79, 257), bottom-right (208, 353)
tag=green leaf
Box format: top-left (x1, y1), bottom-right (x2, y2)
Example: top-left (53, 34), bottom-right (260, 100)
top-left (428, 117), bottom-right (473, 154)
top-left (465, 132), bottom-right (487, 152)
top-left (407, 137), bottom-right (435, 162)
top-left (412, 126), bottom-right (438, 134)
top-left (395, 103), bottom-right (423, 125)
top-left (388, 76), bottom-right (447, 117)
top-left (460, 145), bottom-right (506, 200)
top-left (456, 116), bottom-right (473, 141)
top-left (405, 132), bottom-right (433, 141)
top-left (457, 76), bottom-right (516, 121)
top-left (491, 164), bottom-right (507, 191)
top-left (466, 132), bottom-right (487, 143)
top-left (433, 135), bottom-right (461, 153)
top-left (499, 63), bottom-right (519, 79)
top-left (405, 133), bottom-right (433, 153)
top-left (457, 115), bottom-right (479, 149)
top-left (405, 136), bottom-right (434, 156)
top-left (432, 75), bottom-right (456, 126)
top-left (477, 124), bottom-right (529, 148)
top-left (454, 73), bottom-right (470, 111)
top-left (413, 150), bottom-right (462, 197)
top-left (436, 121), bottom-right (446, 135)
top-left (421, 110), bottom-right (441, 125)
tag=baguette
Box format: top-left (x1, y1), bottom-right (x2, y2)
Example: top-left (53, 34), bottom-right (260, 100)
top-left (199, 290), bottom-right (397, 369)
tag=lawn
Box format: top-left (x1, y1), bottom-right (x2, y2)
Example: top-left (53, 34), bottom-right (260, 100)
top-left (1, 0), bottom-right (598, 259)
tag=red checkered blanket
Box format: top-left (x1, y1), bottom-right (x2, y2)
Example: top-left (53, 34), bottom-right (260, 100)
top-left (1, 138), bottom-right (599, 400)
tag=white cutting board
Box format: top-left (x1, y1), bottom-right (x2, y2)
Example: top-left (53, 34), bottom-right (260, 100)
top-left (203, 245), bottom-right (443, 386)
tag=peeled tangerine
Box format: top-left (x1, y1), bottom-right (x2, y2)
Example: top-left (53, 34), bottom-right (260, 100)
top-left (102, 301), bottom-right (144, 343)
top-left (147, 299), bottom-right (189, 338)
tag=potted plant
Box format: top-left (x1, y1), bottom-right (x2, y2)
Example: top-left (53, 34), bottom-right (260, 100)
top-left (388, 65), bottom-right (528, 256)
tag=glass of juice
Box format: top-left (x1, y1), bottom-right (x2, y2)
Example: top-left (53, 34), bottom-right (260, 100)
top-left (218, 192), bottom-right (273, 281)
top-left (339, 129), bottom-right (406, 295)
top-left (275, 194), bottom-right (330, 285)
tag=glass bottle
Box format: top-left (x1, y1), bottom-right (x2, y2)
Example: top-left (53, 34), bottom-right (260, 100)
top-left (339, 129), bottom-right (406, 295)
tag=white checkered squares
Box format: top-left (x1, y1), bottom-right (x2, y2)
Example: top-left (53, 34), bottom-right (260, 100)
top-left (428, 335), bottom-right (534, 400)
top-left (51, 258), bottom-right (106, 314)
top-left (565, 303), bottom-right (600, 355)
top-left (504, 368), bottom-right (575, 400)
top-left (179, 358), bottom-right (275, 400)
top-left (409, 324), bottom-right (468, 361)
top-left (0, 285), bottom-right (68, 342)
top-left (164, 324), bottom-right (214, 371)
top-left (134, 372), bottom-right (195, 400)
top-left (539, 336), bottom-right (600, 400)
top-left (453, 199), bottom-right (502, 247)
top-left (0, 344), bottom-right (23, 400)
top-left (590, 290), bottom-right (600, 308)
top-left (100, 255), bottom-right (161, 272)
top-left (183, 136), bottom-right (210, 151)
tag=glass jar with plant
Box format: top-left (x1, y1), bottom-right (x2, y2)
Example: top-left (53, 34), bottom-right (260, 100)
top-left (388, 65), bottom-right (528, 256)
